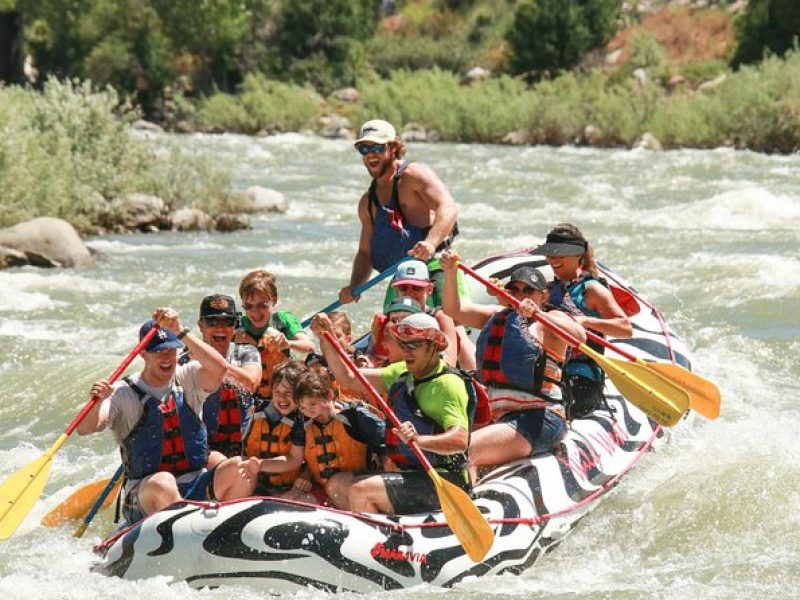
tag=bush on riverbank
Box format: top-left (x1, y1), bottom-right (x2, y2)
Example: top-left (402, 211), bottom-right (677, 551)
top-left (185, 75), bottom-right (323, 134)
top-left (0, 78), bottom-right (233, 232)
top-left (340, 49), bottom-right (800, 151)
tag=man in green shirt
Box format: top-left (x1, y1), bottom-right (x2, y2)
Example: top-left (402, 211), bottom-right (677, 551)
top-left (311, 312), bottom-right (471, 515)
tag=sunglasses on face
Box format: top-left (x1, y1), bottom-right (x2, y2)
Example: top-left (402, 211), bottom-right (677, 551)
top-left (505, 284), bottom-right (536, 295)
top-left (203, 316), bottom-right (236, 327)
top-left (242, 300), bottom-right (273, 312)
top-left (356, 143), bottom-right (386, 156)
top-left (397, 339), bottom-right (426, 351)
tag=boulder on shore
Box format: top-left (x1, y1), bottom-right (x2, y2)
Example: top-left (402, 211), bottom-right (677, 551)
top-left (239, 186), bottom-right (289, 214)
top-left (0, 217), bottom-right (93, 269)
top-left (107, 193), bottom-right (168, 230)
top-left (169, 208), bottom-right (215, 231)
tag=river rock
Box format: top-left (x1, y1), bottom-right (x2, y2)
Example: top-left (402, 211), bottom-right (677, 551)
top-left (0, 217), bottom-right (93, 269)
top-left (461, 66), bottom-right (490, 85)
top-left (240, 186), bottom-right (289, 214)
top-left (501, 130), bottom-right (530, 145)
top-left (319, 114), bottom-right (352, 139)
top-left (331, 87), bottom-right (360, 103)
top-left (401, 122), bottom-right (427, 142)
top-left (215, 213), bottom-right (251, 232)
top-left (634, 132), bottom-right (663, 151)
top-left (169, 208), bottom-right (215, 231)
top-left (108, 193), bottom-right (167, 230)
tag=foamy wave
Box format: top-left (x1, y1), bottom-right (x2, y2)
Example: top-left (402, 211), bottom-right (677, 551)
top-left (647, 188), bottom-right (800, 231)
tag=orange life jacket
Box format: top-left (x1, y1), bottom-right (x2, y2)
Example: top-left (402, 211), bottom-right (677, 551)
top-left (243, 405), bottom-right (302, 488)
top-left (304, 409), bottom-right (369, 486)
top-left (234, 328), bottom-right (289, 400)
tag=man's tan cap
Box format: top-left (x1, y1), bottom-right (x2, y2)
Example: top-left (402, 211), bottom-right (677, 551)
top-left (354, 119), bottom-right (396, 145)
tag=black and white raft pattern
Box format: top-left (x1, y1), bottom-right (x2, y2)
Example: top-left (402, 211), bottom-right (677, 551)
top-left (92, 250), bottom-right (689, 592)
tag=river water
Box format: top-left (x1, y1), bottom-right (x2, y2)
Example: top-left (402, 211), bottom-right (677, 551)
top-left (0, 133), bottom-right (798, 598)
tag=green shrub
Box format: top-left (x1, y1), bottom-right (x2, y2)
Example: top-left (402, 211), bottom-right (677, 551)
top-left (367, 33), bottom-right (477, 77)
top-left (732, 0), bottom-right (800, 67)
top-left (0, 78), bottom-right (231, 230)
top-left (506, 0), bottom-right (621, 76)
top-left (195, 75), bottom-right (323, 134)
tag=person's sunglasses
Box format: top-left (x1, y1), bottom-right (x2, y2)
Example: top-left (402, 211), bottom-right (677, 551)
top-left (243, 301), bottom-right (272, 311)
top-left (505, 284), bottom-right (536, 294)
top-left (356, 143), bottom-right (386, 156)
top-left (203, 316), bottom-right (237, 327)
top-left (397, 339), bottom-right (425, 351)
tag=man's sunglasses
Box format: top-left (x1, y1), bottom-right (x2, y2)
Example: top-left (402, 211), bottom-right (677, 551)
top-left (203, 316), bottom-right (237, 327)
top-left (505, 284), bottom-right (537, 295)
top-left (242, 301), bottom-right (273, 311)
top-left (396, 338), bottom-right (425, 351)
top-left (356, 143), bottom-right (386, 156)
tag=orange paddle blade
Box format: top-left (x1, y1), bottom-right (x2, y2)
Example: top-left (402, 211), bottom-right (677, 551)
top-left (41, 477), bottom-right (119, 527)
top-left (642, 361), bottom-right (721, 419)
top-left (428, 469), bottom-right (493, 562)
top-left (581, 345), bottom-right (690, 427)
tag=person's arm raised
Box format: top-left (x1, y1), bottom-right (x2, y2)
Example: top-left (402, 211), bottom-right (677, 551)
top-left (439, 249), bottom-right (496, 329)
top-left (310, 313), bottom-right (387, 396)
top-left (154, 307), bottom-right (227, 393)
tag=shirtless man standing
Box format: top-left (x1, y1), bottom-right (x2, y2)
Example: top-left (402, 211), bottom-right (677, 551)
top-left (338, 119), bottom-right (459, 305)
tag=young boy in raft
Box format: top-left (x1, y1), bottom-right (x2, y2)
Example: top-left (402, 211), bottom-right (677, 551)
top-left (238, 361), bottom-right (316, 503)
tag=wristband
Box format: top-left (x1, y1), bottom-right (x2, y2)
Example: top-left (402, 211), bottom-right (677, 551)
top-left (177, 327), bottom-right (191, 340)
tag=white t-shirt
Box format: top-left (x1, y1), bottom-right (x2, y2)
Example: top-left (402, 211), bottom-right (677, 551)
top-left (100, 362), bottom-right (209, 445)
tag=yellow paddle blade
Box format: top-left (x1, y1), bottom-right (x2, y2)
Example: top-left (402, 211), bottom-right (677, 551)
top-left (581, 345), bottom-right (690, 427)
top-left (0, 454), bottom-right (54, 540)
top-left (641, 361), bottom-right (721, 420)
top-left (428, 469), bottom-right (493, 562)
top-left (41, 477), bottom-right (115, 527)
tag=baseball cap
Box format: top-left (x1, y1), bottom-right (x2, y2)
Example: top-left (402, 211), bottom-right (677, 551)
top-left (506, 266), bottom-right (547, 292)
top-left (354, 119), bottom-right (396, 146)
top-left (385, 296), bottom-right (423, 316)
top-left (199, 294), bottom-right (237, 319)
top-left (531, 226), bottom-right (587, 257)
top-left (392, 259), bottom-right (431, 288)
top-left (390, 313), bottom-right (448, 351)
top-left (139, 320), bottom-right (183, 353)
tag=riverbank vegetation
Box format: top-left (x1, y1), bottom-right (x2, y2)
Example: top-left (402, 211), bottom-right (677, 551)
top-left (1, 1), bottom-right (799, 230)
top-left (0, 79), bottom-right (234, 231)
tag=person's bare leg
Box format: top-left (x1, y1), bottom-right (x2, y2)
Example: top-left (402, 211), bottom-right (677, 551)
top-left (468, 423), bottom-right (532, 478)
top-left (347, 475), bottom-right (394, 514)
top-left (213, 456), bottom-right (256, 501)
top-left (325, 472), bottom-right (355, 510)
top-left (137, 472), bottom-right (182, 515)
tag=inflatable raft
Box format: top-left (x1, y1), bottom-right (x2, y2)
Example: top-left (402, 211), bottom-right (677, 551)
top-left (92, 250), bottom-right (691, 592)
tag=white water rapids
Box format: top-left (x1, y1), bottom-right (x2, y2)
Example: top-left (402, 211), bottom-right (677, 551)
top-left (0, 133), bottom-right (798, 598)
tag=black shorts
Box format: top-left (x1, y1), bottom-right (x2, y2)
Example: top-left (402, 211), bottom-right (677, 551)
top-left (382, 470), bottom-right (470, 515)
top-left (562, 374), bottom-right (605, 419)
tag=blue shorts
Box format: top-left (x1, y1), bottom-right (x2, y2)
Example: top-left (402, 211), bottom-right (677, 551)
top-left (122, 468), bottom-right (216, 524)
top-left (498, 409), bottom-right (565, 456)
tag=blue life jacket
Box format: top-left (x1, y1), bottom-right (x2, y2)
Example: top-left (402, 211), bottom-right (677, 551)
top-left (120, 377), bottom-right (208, 481)
top-left (476, 309), bottom-right (541, 392)
top-left (548, 274), bottom-right (606, 381)
top-left (367, 160), bottom-right (457, 272)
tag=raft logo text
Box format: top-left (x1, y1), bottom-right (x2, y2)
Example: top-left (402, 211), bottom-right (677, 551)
top-left (371, 543), bottom-right (428, 564)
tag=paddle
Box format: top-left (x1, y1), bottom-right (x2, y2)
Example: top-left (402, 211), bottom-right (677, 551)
top-left (582, 330), bottom-right (720, 419)
top-left (73, 464), bottom-right (124, 538)
top-left (0, 326), bottom-right (159, 541)
top-left (322, 331), bottom-right (494, 562)
top-left (457, 263), bottom-right (690, 427)
top-left (40, 471), bottom-right (121, 528)
top-left (300, 257), bottom-right (407, 328)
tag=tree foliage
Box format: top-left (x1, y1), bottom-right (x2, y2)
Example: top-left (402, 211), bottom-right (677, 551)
top-left (731, 0), bottom-right (800, 67)
top-left (505, 0), bottom-right (620, 76)
top-left (269, 0), bottom-right (377, 93)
